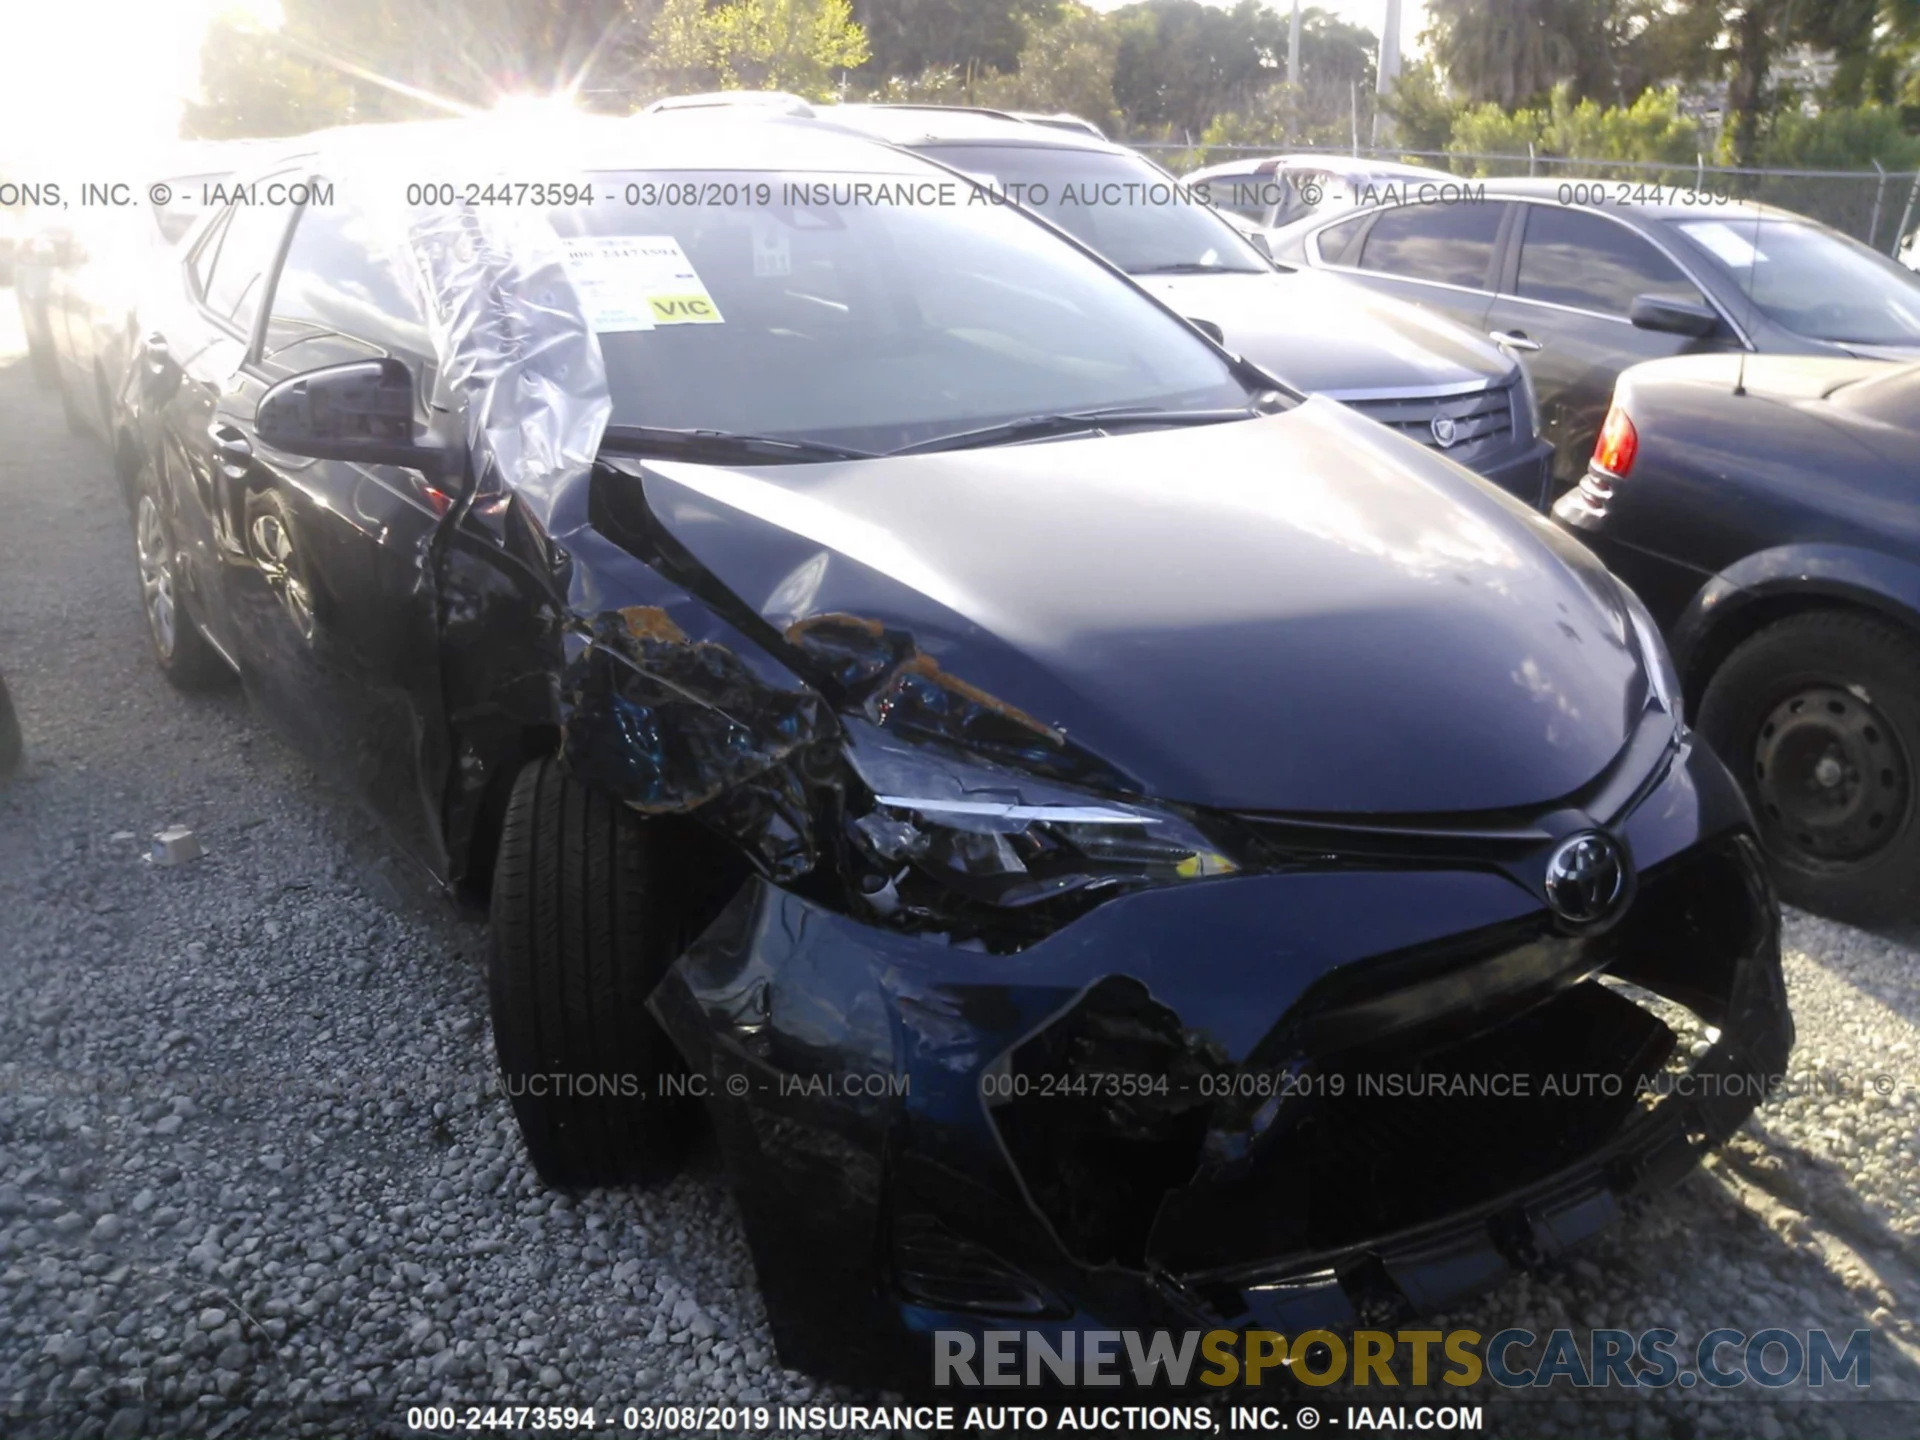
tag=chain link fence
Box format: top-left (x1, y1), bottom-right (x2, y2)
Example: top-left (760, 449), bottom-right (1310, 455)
top-left (1135, 142), bottom-right (1920, 256)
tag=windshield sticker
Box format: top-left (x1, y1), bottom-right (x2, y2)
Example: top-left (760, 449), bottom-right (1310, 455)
top-left (1681, 221), bottom-right (1769, 269)
top-left (560, 236), bottom-right (657, 332)
top-left (752, 226), bottom-right (792, 278)
top-left (560, 235), bottom-right (725, 329)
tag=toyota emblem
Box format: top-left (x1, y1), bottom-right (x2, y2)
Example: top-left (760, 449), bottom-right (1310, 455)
top-left (1430, 415), bottom-right (1459, 447)
top-left (1544, 832), bottom-right (1626, 924)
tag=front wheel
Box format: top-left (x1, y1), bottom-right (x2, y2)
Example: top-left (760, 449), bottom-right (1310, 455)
top-left (488, 758), bottom-right (701, 1188)
top-left (1698, 610), bottom-right (1920, 926)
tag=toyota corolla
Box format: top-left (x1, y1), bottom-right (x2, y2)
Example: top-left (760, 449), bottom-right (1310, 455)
top-left (117, 111), bottom-right (1790, 1390)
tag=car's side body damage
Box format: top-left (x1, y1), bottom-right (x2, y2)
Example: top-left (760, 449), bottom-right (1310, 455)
top-left (124, 120), bottom-right (1792, 1394)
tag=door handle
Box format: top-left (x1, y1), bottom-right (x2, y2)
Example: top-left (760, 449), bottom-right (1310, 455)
top-left (1490, 329), bottom-right (1543, 352)
top-left (208, 422), bottom-right (252, 478)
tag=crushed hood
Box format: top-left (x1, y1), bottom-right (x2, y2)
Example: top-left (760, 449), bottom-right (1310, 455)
top-left (615, 400), bottom-right (1648, 815)
top-left (1135, 268), bottom-right (1515, 396)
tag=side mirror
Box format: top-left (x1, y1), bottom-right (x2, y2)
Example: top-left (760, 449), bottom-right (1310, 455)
top-left (257, 358), bottom-right (449, 476)
top-left (1629, 294), bottom-right (1721, 338)
top-left (1187, 316), bottom-right (1226, 344)
top-left (1246, 230), bottom-right (1273, 261)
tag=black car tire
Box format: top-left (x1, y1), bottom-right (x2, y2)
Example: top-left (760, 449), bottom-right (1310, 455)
top-left (132, 465), bottom-right (230, 691)
top-left (1698, 610), bottom-right (1920, 926)
top-left (0, 670), bottom-right (21, 778)
top-left (489, 757), bottom-right (700, 1188)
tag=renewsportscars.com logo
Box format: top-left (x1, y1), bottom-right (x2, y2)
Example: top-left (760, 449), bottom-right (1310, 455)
top-left (933, 1327), bottom-right (1873, 1391)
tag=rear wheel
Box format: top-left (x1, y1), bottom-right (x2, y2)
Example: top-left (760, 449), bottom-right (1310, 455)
top-left (1698, 610), bottom-right (1920, 926)
top-left (133, 467), bottom-right (229, 690)
top-left (488, 758), bottom-right (702, 1188)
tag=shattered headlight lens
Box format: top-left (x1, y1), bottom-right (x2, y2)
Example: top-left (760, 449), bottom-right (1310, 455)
top-left (842, 721), bottom-right (1236, 911)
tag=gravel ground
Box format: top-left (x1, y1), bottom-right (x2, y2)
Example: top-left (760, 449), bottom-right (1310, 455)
top-left (1, 296), bottom-right (1918, 1440)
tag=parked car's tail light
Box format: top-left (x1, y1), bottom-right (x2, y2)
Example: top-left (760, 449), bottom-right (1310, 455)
top-left (1592, 404), bottom-right (1638, 479)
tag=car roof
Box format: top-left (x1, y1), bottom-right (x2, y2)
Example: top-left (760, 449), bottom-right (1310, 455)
top-left (1464, 175), bottom-right (1802, 223)
top-left (230, 111), bottom-right (932, 181)
top-left (815, 103), bottom-right (1130, 156)
top-left (1187, 154), bottom-right (1449, 183)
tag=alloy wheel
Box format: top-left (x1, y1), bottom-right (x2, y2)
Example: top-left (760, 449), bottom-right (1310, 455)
top-left (135, 496), bottom-right (177, 660)
top-left (249, 512), bottom-right (316, 641)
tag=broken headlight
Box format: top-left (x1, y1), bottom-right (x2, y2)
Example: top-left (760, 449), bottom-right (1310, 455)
top-left (842, 720), bottom-right (1236, 913)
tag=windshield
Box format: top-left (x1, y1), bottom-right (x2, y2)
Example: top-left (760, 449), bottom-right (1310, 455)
top-left (1676, 218), bottom-right (1920, 347)
top-left (916, 145), bottom-right (1270, 275)
top-left (541, 168), bottom-right (1250, 452)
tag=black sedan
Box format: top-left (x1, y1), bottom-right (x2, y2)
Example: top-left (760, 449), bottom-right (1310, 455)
top-left (120, 112), bottom-right (1788, 1390)
top-left (1275, 179), bottom-right (1920, 490)
top-left (1556, 354), bottom-right (1920, 926)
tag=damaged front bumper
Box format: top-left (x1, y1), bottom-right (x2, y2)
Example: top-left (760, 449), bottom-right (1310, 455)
top-left (648, 735), bottom-right (1791, 1391)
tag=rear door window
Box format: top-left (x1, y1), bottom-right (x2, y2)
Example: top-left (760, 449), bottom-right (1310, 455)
top-left (1356, 201), bottom-right (1506, 289)
top-left (1314, 213), bottom-right (1371, 265)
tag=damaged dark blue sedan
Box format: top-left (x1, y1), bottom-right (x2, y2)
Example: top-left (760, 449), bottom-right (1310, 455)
top-left (118, 113), bottom-right (1790, 1390)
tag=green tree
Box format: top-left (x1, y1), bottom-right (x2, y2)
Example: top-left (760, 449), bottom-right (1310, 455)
top-left (1189, 11), bottom-right (1379, 153)
top-left (974, 4), bottom-right (1123, 130)
top-left (854, 0), bottom-right (1055, 86)
top-left (1110, 0), bottom-right (1285, 136)
top-left (1447, 83), bottom-right (1702, 170)
top-left (1380, 59), bottom-right (1465, 154)
top-left (1758, 102), bottom-right (1920, 169)
top-left (1660, 0), bottom-right (1919, 169)
top-left (183, 16), bottom-right (363, 137)
top-left (659, 0), bottom-right (870, 95)
top-left (1425, 0), bottom-right (1581, 108)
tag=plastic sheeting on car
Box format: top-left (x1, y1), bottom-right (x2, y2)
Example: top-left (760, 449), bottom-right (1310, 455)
top-left (385, 196), bottom-right (611, 541)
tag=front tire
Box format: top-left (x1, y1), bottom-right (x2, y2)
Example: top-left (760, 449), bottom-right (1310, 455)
top-left (1698, 610), bottom-right (1920, 926)
top-left (132, 466), bottom-right (229, 690)
top-left (489, 758), bottom-right (701, 1188)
